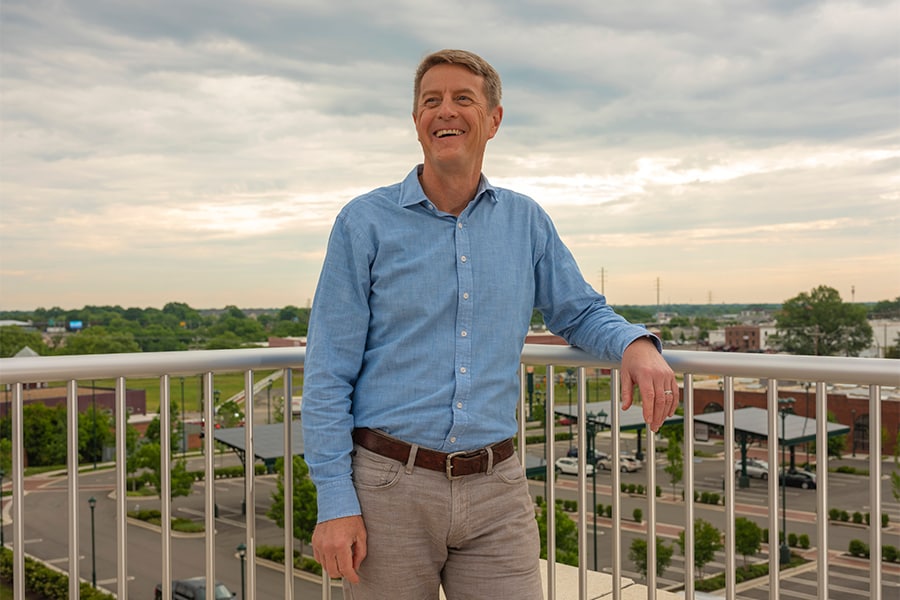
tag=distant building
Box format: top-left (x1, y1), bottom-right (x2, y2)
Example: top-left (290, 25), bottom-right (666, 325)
top-left (0, 383), bottom-right (146, 419)
top-left (725, 325), bottom-right (761, 352)
top-left (267, 336), bottom-right (306, 347)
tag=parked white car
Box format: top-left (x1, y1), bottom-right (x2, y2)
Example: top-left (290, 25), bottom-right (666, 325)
top-left (554, 456), bottom-right (595, 476)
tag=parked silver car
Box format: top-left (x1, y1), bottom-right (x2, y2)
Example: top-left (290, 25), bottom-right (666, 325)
top-left (597, 453), bottom-right (641, 473)
top-left (735, 458), bottom-right (769, 480)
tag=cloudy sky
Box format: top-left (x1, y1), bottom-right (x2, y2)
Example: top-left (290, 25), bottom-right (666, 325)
top-left (1, 0), bottom-right (897, 311)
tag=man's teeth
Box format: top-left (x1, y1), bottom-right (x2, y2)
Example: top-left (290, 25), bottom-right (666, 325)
top-left (436, 129), bottom-right (464, 138)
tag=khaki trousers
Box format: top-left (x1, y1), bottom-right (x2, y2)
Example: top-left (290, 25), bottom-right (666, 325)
top-left (344, 444), bottom-right (543, 600)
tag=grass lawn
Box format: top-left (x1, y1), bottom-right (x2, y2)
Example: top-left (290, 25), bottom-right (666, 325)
top-left (87, 369), bottom-right (299, 413)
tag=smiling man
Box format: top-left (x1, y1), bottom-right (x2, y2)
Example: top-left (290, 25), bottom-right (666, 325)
top-left (302, 49), bottom-right (678, 599)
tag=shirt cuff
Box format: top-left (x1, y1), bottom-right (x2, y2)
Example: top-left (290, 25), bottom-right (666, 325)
top-left (626, 332), bottom-right (663, 354)
top-left (315, 478), bottom-right (362, 523)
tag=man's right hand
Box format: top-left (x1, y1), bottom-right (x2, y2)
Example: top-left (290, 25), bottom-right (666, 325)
top-left (311, 515), bottom-right (368, 584)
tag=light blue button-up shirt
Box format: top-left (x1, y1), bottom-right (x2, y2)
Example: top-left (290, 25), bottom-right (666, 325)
top-left (302, 165), bottom-right (656, 522)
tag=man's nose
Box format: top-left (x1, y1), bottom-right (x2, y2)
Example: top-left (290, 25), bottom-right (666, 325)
top-left (437, 96), bottom-right (458, 118)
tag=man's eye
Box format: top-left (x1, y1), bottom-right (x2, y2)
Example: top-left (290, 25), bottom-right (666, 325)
top-left (456, 96), bottom-right (473, 104)
top-left (423, 98), bottom-right (440, 107)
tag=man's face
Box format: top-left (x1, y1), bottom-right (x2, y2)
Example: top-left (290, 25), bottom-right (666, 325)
top-left (413, 63), bottom-right (502, 171)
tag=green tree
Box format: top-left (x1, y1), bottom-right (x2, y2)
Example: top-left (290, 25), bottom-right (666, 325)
top-left (77, 404), bottom-right (114, 465)
top-left (216, 399), bottom-right (244, 428)
top-left (22, 403), bottom-right (67, 466)
top-left (890, 470), bottom-right (900, 503)
top-left (774, 286), bottom-right (872, 356)
top-left (133, 443), bottom-right (193, 499)
top-left (677, 518), bottom-right (724, 579)
top-left (661, 424), bottom-right (684, 498)
top-left (629, 536), bottom-right (674, 580)
top-left (0, 326), bottom-right (49, 357)
top-left (267, 455), bottom-right (318, 557)
top-left (734, 517), bottom-right (763, 566)
top-left (0, 437), bottom-right (11, 474)
top-left (143, 404), bottom-right (183, 454)
top-left (58, 326), bottom-right (141, 355)
top-left (536, 500), bottom-right (579, 567)
top-left (808, 410), bottom-right (846, 459)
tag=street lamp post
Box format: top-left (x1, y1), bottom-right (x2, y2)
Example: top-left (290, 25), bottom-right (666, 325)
top-left (779, 398), bottom-right (795, 565)
top-left (88, 496), bottom-right (97, 588)
top-left (237, 543), bottom-right (247, 599)
top-left (586, 409), bottom-right (608, 571)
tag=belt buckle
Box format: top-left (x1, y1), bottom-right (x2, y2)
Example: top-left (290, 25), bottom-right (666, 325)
top-left (445, 450), bottom-right (471, 480)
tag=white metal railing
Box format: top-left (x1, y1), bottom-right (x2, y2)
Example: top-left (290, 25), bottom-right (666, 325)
top-left (0, 345), bottom-right (896, 600)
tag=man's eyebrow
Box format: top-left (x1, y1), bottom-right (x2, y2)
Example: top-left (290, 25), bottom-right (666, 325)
top-left (419, 86), bottom-right (479, 98)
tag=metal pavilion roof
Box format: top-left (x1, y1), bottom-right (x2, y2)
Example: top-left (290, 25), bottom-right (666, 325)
top-left (553, 400), bottom-right (684, 431)
top-left (693, 406), bottom-right (850, 445)
top-left (213, 420), bottom-right (305, 462)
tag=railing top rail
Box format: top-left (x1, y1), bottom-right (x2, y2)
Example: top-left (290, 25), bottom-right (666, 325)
top-left (520, 346), bottom-right (898, 387)
top-left (1, 344), bottom-right (896, 387)
top-left (0, 347), bottom-right (307, 383)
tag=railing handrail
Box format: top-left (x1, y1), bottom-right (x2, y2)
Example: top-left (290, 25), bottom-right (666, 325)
top-left (2, 345), bottom-right (897, 386)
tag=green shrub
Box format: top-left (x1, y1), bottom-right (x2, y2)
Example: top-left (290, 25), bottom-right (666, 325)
top-left (798, 534), bottom-right (810, 549)
top-left (852, 511), bottom-right (864, 524)
top-left (636, 484), bottom-right (644, 495)
top-left (787, 533), bottom-right (798, 547)
top-left (883, 513), bottom-right (890, 528)
top-left (627, 483), bottom-right (637, 494)
top-left (848, 539), bottom-right (869, 558)
top-left (829, 508), bottom-right (841, 521)
top-left (0, 547), bottom-right (114, 600)
top-left (762, 528), bottom-right (769, 543)
top-left (883, 545), bottom-right (898, 563)
top-left (604, 505), bottom-right (612, 518)
top-left (839, 510), bottom-right (850, 522)
top-left (633, 508), bottom-right (643, 523)
top-left (656, 485), bottom-right (662, 497)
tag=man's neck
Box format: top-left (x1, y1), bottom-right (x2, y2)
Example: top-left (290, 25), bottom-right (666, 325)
top-left (419, 162), bottom-right (482, 216)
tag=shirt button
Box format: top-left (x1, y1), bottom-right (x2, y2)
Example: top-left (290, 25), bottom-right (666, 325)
top-left (457, 402), bottom-right (463, 409)
top-left (463, 292), bottom-right (470, 300)
top-left (450, 437), bottom-right (457, 443)
top-left (459, 367), bottom-right (467, 374)
top-left (460, 330), bottom-right (467, 337)
top-left (457, 222), bottom-right (463, 229)
top-left (460, 255), bottom-right (467, 263)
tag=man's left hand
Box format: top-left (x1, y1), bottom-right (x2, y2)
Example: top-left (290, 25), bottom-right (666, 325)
top-left (620, 337), bottom-right (679, 432)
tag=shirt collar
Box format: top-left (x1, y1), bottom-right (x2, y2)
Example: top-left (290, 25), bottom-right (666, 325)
top-left (399, 164), bottom-right (498, 209)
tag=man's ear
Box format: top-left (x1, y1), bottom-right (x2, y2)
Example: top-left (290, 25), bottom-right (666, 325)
top-left (488, 105), bottom-right (503, 139)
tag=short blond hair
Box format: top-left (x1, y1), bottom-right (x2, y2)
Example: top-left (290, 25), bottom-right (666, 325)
top-left (413, 49), bottom-right (502, 112)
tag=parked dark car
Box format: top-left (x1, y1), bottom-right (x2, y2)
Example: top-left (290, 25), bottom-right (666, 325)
top-left (154, 577), bottom-right (235, 600)
top-left (779, 470), bottom-right (817, 489)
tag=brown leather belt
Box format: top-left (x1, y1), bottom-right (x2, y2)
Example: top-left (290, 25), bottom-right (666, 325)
top-left (352, 428), bottom-right (515, 479)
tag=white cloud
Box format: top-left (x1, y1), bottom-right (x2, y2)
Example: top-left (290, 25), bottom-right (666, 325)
top-left (0, 0), bottom-right (897, 310)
